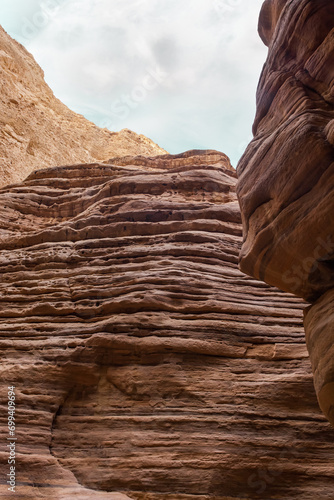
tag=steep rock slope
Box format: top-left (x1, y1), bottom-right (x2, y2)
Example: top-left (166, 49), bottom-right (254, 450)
top-left (0, 25), bottom-right (166, 188)
top-left (1, 151), bottom-right (334, 500)
top-left (236, 0), bottom-right (334, 426)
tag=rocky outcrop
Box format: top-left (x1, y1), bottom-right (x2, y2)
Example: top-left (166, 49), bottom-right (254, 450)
top-left (304, 291), bottom-right (334, 427)
top-left (0, 25), bottom-right (166, 189)
top-left (1, 150), bottom-right (334, 499)
top-left (236, 0), bottom-right (334, 426)
top-left (237, 0), bottom-right (334, 302)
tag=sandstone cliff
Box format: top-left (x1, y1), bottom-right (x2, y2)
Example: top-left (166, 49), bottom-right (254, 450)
top-left (236, 0), bottom-right (334, 427)
top-left (1, 150), bottom-right (334, 500)
top-left (0, 25), bottom-right (166, 189)
top-left (237, 0), bottom-right (334, 302)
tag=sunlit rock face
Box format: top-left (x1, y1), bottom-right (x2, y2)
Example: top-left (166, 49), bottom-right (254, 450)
top-left (0, 25), bottom-right (166, 189)
top-left (236, 0), bottom-right (334, 428)
top-left (1, 150), bottom-right (334, 499)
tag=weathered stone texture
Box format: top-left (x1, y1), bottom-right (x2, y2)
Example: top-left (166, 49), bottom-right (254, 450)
top-left (236, 0), bottom-right (334, 429)
top-left (237, 0), bottom-right (334, 303)
top-left (304, 290), bottom-right (334, 427)
top-left (0, 151), bottom-right (333, 499)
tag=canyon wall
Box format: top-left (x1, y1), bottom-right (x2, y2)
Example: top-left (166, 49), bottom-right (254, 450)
top-left (1, 151), bottom-right (334, 499)
top-left (0, 25), bottom-right (166, 189)
top-left (237, 0), bottom-right (334, 426)
top-left (1, 2), bottom-right (334, 497)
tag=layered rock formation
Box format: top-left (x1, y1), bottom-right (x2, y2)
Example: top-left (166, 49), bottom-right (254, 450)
top-left (0, 25), bottom-right (166, 189)
top-left (236, 1), bottom-right (334, 426)
top-left (1, 150), bottom-right (334, 500)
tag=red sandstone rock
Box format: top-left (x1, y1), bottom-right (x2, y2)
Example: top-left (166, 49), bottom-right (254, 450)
top-left (1, 151), bottom-right (334, 499)
top-left (237, 0), bottom-right (334, 303)
top-left (304, 290), bottom-right (334, 427)
top-left (236, 0), bottom-right (334, 430)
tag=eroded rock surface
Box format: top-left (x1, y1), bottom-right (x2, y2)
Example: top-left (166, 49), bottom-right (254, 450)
top-left (304, 290), bottom-right (334, 426)
top-left (0, 25), bottom-right (166, 189)
top-left (1, 150), bottom-right (334, 499)
top-left (236, 1), bottom-right (334, 428)
top-left (237, 0), bottom-right (334, 303)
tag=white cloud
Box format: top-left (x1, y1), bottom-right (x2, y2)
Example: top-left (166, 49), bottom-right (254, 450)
top-left (0, 0), bottom-right (267, 167)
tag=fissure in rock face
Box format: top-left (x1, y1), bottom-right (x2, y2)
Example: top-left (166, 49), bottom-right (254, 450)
top-left (236, 0), bottom-right (334, 427)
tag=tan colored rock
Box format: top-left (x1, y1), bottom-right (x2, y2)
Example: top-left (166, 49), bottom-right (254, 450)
top-left (236, 0), bottom-right (334, 303)
top-left (0, 25), bottom-right (166, 189)
top-left (1, 150), bottom-right (334, 499)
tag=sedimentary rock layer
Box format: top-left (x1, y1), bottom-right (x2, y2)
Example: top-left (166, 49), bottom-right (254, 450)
top-left (0, 25), bottom-right (166, 188)
top-left (237, 0), bottom-right (334, 303)
top-left (0, 150), bottom-right (333, 499)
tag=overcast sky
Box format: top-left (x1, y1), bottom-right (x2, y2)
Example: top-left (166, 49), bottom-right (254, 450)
top-left (0, 0), bottom-right (267, 167)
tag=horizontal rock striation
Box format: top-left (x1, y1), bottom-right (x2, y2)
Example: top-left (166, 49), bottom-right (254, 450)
top-left (0, 150), bottom-right (334, 499)
top-left (0, 25), bottom-right (166, 189)
top-left (236, 1), bottom-right (334, 428)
